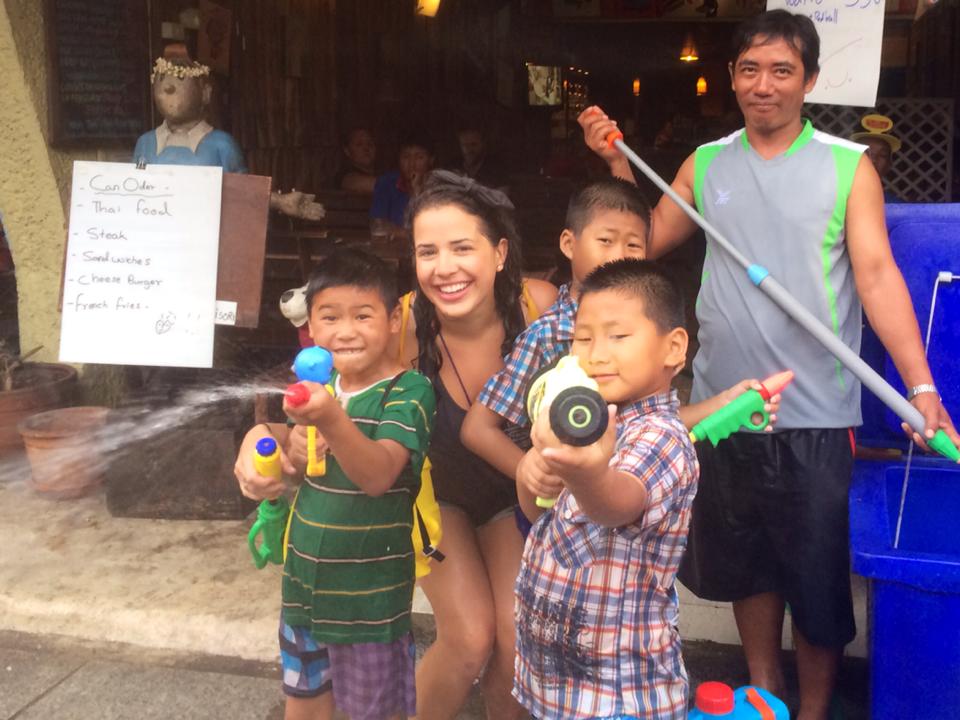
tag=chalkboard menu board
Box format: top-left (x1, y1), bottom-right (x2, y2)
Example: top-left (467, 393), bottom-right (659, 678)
top-left (46, 0), bottom-right (150, 147)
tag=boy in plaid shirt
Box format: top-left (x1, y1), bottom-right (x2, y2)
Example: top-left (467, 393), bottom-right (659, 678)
top-left (514, 259), bottom-right (699, 720)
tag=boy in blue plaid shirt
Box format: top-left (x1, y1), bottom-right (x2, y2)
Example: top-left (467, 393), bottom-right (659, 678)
top-left (514, 259), bottom-right (698, 720)
top-left (462, 180), bottom-right (771, 512)
top-left (462, 178), bottom-right (649, 481)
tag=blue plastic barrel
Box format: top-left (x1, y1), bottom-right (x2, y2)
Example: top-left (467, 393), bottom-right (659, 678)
top-left (688, 682), bottom-right (788, 719)
top-left (859, 204), bottom-right (960, 448)
top-left (851, 459), bottom-right (960, 719)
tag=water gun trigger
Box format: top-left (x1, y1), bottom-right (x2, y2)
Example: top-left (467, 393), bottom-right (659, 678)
top-left (743, 408), bottom-right (770, 433)
top-left (248, 527), bottom-right (270, 570)
top-left (306, 425), bottom-right (326, 476)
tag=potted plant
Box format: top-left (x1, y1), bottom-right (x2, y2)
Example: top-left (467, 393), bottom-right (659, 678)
top-left (0, 343), bottom-right (78, 454)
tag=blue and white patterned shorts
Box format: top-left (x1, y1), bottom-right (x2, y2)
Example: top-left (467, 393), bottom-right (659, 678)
top-left (279, 615), bottom-right (417, 720)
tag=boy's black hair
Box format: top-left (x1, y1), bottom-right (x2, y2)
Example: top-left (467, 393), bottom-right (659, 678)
top-left (305, 248), bottom-right (399, 314)
top-left (732, 10), bottom-right (820, 81)
top-left (579, 258), bottom-right (684, 334)
top-left (564, 177), bottom-right (652, 237)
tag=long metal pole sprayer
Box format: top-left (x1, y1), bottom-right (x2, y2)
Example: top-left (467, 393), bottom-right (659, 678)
top-left (605, 132), bottom-right (958, 462)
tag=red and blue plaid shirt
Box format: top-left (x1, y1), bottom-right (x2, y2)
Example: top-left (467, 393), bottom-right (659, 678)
top-left (478, 283), bottom-right (577, 426)
top-left (513, 390), bottom-right (699, 720)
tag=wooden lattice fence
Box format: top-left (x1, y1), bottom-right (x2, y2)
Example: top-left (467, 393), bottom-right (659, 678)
top-left (805, 98), bottom-right (954, 203)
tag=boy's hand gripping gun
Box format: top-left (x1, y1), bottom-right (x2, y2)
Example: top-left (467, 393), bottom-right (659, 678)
top-left (247, 346), bottom-right (335, 569)
top-left (284, 346), bottom-right (336, 476)
top-left (689, 371), bottom-right (794, 446)
top-left (247, 437), bottom-right (290, 569)
top-left (525, 355), bottom-right (610, 508)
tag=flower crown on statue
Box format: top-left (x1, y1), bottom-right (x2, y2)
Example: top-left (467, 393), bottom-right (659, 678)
top-left (150, 56), bottom-right (211, 83)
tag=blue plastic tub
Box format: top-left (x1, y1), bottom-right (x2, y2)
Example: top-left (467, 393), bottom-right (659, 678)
top-left (859, 204), bottom-right (960, 448)
top-left (850, 458), bottom-right (960, 719)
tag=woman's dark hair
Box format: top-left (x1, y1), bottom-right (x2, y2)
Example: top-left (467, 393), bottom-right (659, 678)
top-left (732, 10), bottom-right (820, 81)
top-left (405, 171), bottom-right (526, 374)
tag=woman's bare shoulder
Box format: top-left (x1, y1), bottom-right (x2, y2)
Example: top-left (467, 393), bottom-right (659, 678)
top-left (524, 278), bottom-right (558, 317)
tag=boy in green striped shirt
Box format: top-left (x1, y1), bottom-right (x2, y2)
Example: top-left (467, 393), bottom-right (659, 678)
top-left (237, 249), bottom-right (435, 720)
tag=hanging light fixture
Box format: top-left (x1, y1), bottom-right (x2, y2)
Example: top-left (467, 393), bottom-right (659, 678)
top-left (679, 33), bottom-right (699, 63)
top-left (632, 77), bottom-right (641, 96)
top-left (696, 76), bottom-right (708, 95)
top-left (416, 0), bottom-right (441, 17)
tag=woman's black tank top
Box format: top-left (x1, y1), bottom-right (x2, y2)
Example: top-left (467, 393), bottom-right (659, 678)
top-left (425, 368), bottom-right (529, 527)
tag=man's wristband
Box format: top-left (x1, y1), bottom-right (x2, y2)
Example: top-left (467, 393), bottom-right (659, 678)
top-left (907, 384), bottom-right (939, 401)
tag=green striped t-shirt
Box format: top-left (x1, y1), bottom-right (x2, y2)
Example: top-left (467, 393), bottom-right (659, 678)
top-left (282, 370), bottom-right (435, 644)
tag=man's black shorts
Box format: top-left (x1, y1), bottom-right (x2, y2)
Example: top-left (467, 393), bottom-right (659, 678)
top-left (678, 428), bottom-right (857, 648)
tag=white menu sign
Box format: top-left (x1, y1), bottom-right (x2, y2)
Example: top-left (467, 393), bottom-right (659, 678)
top-left (767, 0), bottom-right (885, 107)
top-left (59, 161), bottom-right (223, 368)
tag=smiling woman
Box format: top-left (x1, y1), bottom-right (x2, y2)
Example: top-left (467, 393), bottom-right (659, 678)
top-left (396, 171), bottom-right (557, 720)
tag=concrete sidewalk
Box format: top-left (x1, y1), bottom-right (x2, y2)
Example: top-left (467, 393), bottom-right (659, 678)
top-left (1, 630), bottom-right (284, 720)
top-left (0, 462), bottom-right (868, 719)
top-left (1, 627), bottom-right (868, 720)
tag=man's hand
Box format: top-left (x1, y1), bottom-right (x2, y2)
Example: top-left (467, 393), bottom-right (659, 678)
top-left (903, 393), bottom-right (960, 459)
top-left (283, 381), bottom-right (339, 427)
top-left (516, 447), bottom-right (565, 503)
top-left (534, 405), bottom-right (618, 487)
top-left (577, 106), bottom-right (622, 166)
top-left (409, 172), bottom-right (427, 197)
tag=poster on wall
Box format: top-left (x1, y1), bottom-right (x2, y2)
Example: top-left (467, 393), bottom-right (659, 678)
top-left (527, 65), bottom-right (563, 105)
top-left (59, 161), bottom-right (223, 368)
top-left (765, 0), bottom-right (885, 107)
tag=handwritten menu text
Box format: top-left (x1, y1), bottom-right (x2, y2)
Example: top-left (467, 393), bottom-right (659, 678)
top-left (59, 161), bottom-right (223, 368)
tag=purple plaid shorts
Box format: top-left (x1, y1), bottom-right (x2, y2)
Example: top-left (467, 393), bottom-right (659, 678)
top-left (279, 616), bottom-right (416, 720)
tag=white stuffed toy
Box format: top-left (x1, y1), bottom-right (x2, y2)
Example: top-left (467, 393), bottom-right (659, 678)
top-left (279, 285), bottom-right (308, 327)
top-left (279, 285), bottom-right (312, 347)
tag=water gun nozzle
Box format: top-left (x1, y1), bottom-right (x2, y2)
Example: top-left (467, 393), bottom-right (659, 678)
top-left (285, 383), bottom-right (311, 407)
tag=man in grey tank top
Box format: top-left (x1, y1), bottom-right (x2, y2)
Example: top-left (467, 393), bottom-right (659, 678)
top-left (579, 10), bottom-right (958, 720)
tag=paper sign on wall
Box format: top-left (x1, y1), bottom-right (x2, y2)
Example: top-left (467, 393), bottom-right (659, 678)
top-left (59, 161), bottom-right (223, 368)
top-left (766, 0), bottom-right (885, 107)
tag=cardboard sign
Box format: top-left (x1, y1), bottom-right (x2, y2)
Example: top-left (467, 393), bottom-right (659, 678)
top-left (766, 0), bottom-right (885, 107)
top-left (59, 161), bottom-right (223, 368)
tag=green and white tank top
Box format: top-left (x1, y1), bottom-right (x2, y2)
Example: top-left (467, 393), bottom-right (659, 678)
top-left (691, 120), bottom-right (866, 429)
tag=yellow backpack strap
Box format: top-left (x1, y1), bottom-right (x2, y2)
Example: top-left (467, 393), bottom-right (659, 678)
top-left (377, 371), bottom-right (444, 577)
top-left (521, 280), bottom-right (541, 322)
top-left (398, 291), bottom-right (414, 363)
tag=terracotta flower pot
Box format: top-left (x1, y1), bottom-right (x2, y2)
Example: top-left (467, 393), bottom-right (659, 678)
top-left (18, 406), bottom-right (110, 499)
top-left (0, 362), bottom-right (78, 454)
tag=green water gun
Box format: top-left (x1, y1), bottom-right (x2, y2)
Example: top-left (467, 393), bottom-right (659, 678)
top-left (247, 436), bottom-right (290, 569)
top-left (689, 371), bottom-right (793, 446)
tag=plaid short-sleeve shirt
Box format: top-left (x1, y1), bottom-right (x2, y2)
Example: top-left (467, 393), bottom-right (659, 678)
top-left (513, 390), bottom-right (699, 720)
top-left (477, 283), bottom-right (577, 426)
